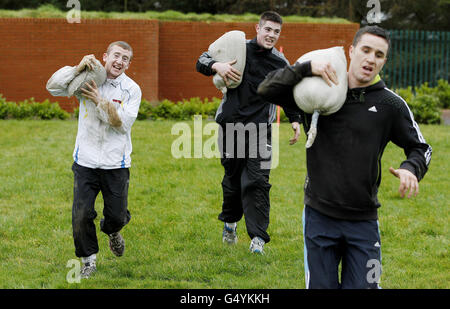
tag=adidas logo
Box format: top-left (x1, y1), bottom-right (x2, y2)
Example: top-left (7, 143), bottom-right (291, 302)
top-left (368, 106), bottom-right (378, 113)
top-left (374, 241), bottom-right (381, 248)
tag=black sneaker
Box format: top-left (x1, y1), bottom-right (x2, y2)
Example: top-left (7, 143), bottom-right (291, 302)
top-left (108, 232), bottom-right (125, 257)
top-left (80, 261), bottom-right (97, 279)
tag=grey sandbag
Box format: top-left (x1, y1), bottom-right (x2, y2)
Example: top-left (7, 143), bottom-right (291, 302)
top-left (208, 30), bottom-right (246, 93)
top-left (67, 59), bottom-right (107, 97)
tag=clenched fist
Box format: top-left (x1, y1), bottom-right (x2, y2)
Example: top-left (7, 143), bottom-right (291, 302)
top-left (76, 54), bottom-right (97, 74)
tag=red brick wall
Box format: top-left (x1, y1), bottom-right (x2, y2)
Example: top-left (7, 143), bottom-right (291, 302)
top-left (160, 21), bottom-right (359, 102)
top-left (0, 18), bottom-right (158, 111)
top-left (0, 18), bottom-right (358, 111)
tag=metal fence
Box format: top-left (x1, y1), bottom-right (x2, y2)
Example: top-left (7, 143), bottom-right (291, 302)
top-left (381, 30), bottom-right (449, 90)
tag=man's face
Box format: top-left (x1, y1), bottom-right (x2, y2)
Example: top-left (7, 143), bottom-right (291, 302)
top-left (103, 45), bottom-right (132, 79)
top-left (256, 20), bottom-right (281, 50)
top-left (348, 33), bottom-right (388, 87)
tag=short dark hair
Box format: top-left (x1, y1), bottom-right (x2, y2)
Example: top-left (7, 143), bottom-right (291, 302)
top-left (106, 41), bottom-right (133, 60)
top-left (259, 11), bottom-right (283, 26)
top-left (352, 25), bottom-right (390, 56)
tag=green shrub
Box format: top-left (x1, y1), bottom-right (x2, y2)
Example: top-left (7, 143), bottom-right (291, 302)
top-left (202, 97), bottom-right (222, 117)
top-left (150, 99), bottom-right (180, 120)
top-left (73, 107), bottom-right (79, 119)
top-left (139, 97), bottom-right (222, 121)
top-left (137, 99), bottom-right (155, 120)
top-left (0, 95), bottom-right (6, 118)
top-left (0, 96), bottom-right (70, 120)
top-left (435, 79), bottom-right (450, 109)
top-left (413, 80), bottom-right (450, 109)
top-left (395, 80), bottom-right (449, 123)
top-left (177, 97), bottom-right (201, 120)
top-left (395, 86), bottom-right (414, 105)
top-left (415, 82), bottom-right (436, 97)
top-left (0, 101), bottom-right (19, 119)
top-left (178, 97), bottom-right (221, 120)
top-left (409, 94), bottom-right (441, 124)
top-left (36, 99), bottom-right (70, 120)
top-left (136, 97), bottom-right (293, 122)
top-left (0, 4), bottom-right (351, 24)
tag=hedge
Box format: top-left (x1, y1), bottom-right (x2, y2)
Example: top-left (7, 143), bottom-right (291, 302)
top-left (0, 95), bottom-right (70, 120)
top-left (1, 79), bottom-right (448, 123)
top-left (395, 79), bottom-right (449, 124)
top-left (137, 97), bottom-right (221, 120)
top-left (0, 4), bottom-right (351, 24)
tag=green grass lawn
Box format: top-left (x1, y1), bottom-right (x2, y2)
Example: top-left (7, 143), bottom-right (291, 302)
top-left (0, 120), bottom-right (448, 289)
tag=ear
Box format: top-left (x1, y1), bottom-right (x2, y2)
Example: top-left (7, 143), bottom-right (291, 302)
top-left (348, 45), bottom-right (354, 60)
top-left (102, 53), bottom-right (108, 62)
top-left (255, 23), bottom-right (260, 33)
top-left (377, 57), bottom-right (387, 72)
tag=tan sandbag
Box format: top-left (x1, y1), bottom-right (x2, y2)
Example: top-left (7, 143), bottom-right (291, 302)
top-left (67, 59), bottom-right (107, 97)
top-left (208, 30), bottom-right (246, 93)
top-left (293, 46), bottom-right (348, 148)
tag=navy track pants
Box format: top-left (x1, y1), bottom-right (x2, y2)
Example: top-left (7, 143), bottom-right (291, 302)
top-left (302, 205), bottom-right (382, 289)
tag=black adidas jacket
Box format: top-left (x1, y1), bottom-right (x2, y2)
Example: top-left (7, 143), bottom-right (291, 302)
top-left (196, 38), bottom-right (301, 125)
top-left (258, 62), bottom-right (432, 220)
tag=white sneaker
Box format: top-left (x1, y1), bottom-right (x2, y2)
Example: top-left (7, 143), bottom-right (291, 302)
top-left (80, 254), bottom-right (97, 279)
top-left (222, 222), bottom-right (237, 244)
top-left (249, 236), bottom-right (265, 254)
top-left (80, 261), bottom-right (97, 279)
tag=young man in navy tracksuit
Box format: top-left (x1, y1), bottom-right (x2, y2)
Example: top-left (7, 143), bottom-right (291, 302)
top-left (196, 11), bottom-right (303, 254)
top-left (258, 26), bottom-right (432, 288)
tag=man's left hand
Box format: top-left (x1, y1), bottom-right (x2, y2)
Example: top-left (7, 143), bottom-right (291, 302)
top-left (389, 167), bottom-right (419, 198)
top-left (290, 122), bottom-right (301, 145)
top-left (81, 80), bottom-right (101, 106)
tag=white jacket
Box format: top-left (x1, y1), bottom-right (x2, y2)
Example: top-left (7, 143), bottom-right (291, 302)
top-left (46, 66), bottom-right (142, 169)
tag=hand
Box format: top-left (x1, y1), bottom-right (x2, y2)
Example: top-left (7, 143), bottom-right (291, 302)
top-left (289, 121), bottom-right (301, 145)
top-left (80, 80), bottom-right (101, 105)
top-left (212, 59), bottom-right (242, 87)
top-left (76, 54), bottom-right (97, 74)
top-left (310, 60), bottom-right (339, 87)
top-left (389, 167), bottom-right (419, 198)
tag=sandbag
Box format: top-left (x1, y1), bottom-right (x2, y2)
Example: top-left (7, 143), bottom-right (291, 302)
top-left (67, 59), bottom-right (107, 97)
top-left (208, 30), bottom-right (246, 93)
top-left (293, 46), bottom-right (348, 148)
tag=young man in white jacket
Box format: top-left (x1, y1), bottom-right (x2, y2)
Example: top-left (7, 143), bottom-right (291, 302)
top-left (46, 41), bottom-right (142, 279)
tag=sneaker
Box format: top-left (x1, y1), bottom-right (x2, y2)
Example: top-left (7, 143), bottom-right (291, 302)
top-left (249, 236), bottom-right (265, 254)
top-left (222, 222), bottom-right (237, 244)
top-left (80, 261), bottom-right (97, 279)
top-left (108, 232), bottom-right (125, 257)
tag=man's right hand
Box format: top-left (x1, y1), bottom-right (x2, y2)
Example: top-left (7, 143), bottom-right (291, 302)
top-left (212, 59), bottom-right (242, 87)
top-left (76, 54), bottom-right (97, 74)
top-left (310, 60), bottom-right (339, 87)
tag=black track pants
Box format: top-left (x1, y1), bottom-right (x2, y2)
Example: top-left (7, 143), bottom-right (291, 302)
top-left (217, 124), bottom-right (273, 243)
top-left (71, 162), bottom-right (131, 258)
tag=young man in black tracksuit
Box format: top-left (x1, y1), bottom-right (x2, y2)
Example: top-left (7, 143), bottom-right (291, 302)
top-left (258, 26), bottom-right (432, 288)
top-left (196, 11), bottom-right (302, 254)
